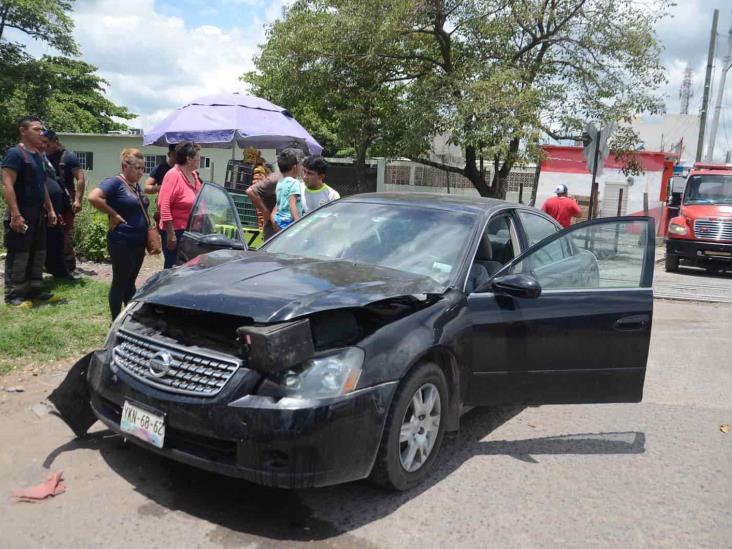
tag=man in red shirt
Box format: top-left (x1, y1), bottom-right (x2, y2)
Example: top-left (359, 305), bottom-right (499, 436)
top-left (541, 184), bottom-right (582, 228)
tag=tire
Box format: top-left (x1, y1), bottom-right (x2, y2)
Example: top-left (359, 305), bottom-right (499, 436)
top-left (665, 253), bottom-right (679, 272)
top-left (370, 362), bottom-right (448, 491)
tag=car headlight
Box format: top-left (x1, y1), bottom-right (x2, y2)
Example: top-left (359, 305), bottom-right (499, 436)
top-left (668, 222), bottom-right (688, 236)
top-left (261, 347), bottom-right (364, 400)
top-left (104, 301), bottom-right (139, 347)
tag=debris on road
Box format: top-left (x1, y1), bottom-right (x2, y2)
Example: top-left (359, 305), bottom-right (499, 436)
top-left (721, 424), bottom-right (730, 434)
top-left (5, 386), bottom-right (25, 393)
top-left (10, 471), bottom-right (66, 503)
top-left (32, 402), bottom-right (55, 419)
top-left (48, 353), bottom-right (97, 437)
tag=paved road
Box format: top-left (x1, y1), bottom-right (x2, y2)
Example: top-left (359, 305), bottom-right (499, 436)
top-left (653, 262), bottom-right (732, 303)
top-left (1, 298), bottom-right (730, 548)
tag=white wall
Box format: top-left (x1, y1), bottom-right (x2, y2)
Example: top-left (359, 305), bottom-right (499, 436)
top-left (536, 168), bottom-right (664, 216)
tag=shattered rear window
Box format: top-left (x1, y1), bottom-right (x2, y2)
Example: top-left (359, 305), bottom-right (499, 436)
top-left (264, 201), bottom-right (476, 283)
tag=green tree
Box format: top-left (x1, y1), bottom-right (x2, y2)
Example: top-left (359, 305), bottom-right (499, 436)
top-left (0, 0), bottom-right (78, 55)
top-left (0, 0), bottom-right (133, 149)
top-left (248, 0), bottom-right (668, 197)
top-left (244, 0), bottom-right (406, 185)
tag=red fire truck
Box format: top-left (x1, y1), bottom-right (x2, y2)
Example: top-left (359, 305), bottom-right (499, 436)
top-left (665, 162), bottom-right (732, 272)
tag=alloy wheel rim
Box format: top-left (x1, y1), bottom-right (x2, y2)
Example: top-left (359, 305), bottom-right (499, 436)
top-left (399, 382), bottom-right (441, 473)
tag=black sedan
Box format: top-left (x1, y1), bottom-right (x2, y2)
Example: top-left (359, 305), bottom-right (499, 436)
top-left (83, 186), bottom-right (655, 490)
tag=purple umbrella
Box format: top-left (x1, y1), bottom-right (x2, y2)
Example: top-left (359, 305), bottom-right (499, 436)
top-left (143, 92), bottom-right (322, 154)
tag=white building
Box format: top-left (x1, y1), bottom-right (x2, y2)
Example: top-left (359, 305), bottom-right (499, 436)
top-left (537, 145), bottom-right (670, 231)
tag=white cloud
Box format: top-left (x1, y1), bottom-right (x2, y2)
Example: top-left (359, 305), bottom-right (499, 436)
top-left (72, 0), bottom-right (268, 130)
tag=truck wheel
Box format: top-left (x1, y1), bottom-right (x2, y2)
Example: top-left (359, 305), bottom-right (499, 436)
top-left (370, 362), bottom-right (448, 491)
top-left (665, 253), bottom-right (679, 272)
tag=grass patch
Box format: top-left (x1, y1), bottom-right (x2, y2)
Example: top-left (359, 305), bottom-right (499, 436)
top-left (0, 277), bottom-right (111, 375)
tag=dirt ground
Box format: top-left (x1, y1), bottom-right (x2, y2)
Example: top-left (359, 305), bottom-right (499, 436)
top-left (74, 253), bottom-right (164, 286)
top-left (0, 299), bottom-right (730, 548)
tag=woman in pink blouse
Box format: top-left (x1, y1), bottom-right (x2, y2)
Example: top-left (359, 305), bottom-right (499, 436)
top-left (157, 141), bottom-right (202, 268)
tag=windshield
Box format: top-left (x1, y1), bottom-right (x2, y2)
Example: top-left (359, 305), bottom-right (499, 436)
top-left (683, 174), bottom-right (732, 205)
top-left (263, 201), bottom-right (477, 284)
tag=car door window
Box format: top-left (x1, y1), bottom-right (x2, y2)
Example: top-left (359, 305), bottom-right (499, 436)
top-left (188, 184), bottom-right (242, 240)
top-left (467, 214), bottom-right (520, 292)
top-left (516, 211), bottom-right (572, 270)
top-left (508, 218), bottom-right (650, 289)
top-left (518, 211), bottom-right (559, 246)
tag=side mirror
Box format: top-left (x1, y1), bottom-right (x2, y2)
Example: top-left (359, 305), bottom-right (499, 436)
top-left (668, 193), bottom-right (682, 208)
top-left (200, 233), bottom-right (246, 250)
top-left (491, 273), bottom-right (541, 299)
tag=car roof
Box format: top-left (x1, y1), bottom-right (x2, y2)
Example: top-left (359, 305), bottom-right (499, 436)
top-left (340, 192), bottom-right (521, 215)
top-left (689, 169), bottom-right (732, 177)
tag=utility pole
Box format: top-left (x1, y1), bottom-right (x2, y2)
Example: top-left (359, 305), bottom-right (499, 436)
top-left (587, 130), bottom-right (601, 220)
top-left (706, 17), bottom-right (732, 162)
top-left (697, 9), bottom-right (719, 162)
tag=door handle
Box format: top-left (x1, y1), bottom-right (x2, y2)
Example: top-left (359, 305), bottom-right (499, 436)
top-left (614, 315), bottom-right (649, 331)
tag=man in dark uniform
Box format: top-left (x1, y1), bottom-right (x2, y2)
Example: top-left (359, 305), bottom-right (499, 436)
top-left (40, 132), bottom-right (72, 279)
top-left (2, 116), bottom-right (59, 306)
top-left (45, 130), bottom-right (85, 274)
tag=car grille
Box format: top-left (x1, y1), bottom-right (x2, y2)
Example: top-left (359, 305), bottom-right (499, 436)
top-left (112, 329), bottom-right (241, 397)
top-left (693, 219), bottom-right (732, 241)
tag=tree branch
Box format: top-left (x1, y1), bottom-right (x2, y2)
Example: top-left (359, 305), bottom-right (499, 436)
top-left (541, 125), bottom-right (579, 141)
top-left (0, 5), bottom-right (11, 41)
top-left (511, 0), bottom-right (587, 62)
top-left (411, 157), bottom-right (466, 176)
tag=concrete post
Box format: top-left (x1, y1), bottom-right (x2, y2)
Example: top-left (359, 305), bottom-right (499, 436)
top-left (376, 158), bottom-right (386, 192)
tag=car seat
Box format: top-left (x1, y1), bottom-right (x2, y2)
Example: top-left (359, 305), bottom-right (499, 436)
top-left (475, 233), bottom-right (504, 276)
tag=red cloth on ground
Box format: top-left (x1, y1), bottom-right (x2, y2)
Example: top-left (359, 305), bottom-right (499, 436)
top-left (10, 471), bottom-right (66, 503)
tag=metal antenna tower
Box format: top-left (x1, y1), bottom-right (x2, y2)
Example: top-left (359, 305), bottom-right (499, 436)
top-left (679, 64), bottom-right (694, 115)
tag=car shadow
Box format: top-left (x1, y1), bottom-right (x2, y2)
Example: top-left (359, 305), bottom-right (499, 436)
top-left (43, 406), bottom-right (645, 543)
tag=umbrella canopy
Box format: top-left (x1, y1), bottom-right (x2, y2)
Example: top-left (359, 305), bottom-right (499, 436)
top-left (143, 92), bottom-right (322, 154)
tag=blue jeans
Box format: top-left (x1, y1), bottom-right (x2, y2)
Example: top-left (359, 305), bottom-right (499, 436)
top-left (161, 229), bottom-right (185, 269)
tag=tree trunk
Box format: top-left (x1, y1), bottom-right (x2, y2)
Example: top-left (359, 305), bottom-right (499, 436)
top-left (488, 137), bottom-right (521, 199)
top-left (354, 142), bottom-right (368, 191)
top-left (463, 145), bottom-right (492, 197)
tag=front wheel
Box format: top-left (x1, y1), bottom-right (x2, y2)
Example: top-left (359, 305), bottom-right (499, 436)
top-left (665, 253), bottom-right (679, 272)
top-left (370, 362), bottom-right (448, 491)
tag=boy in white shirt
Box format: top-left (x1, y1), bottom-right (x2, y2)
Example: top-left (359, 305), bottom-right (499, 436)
top-left (301, 156), bottom-right (340, 214)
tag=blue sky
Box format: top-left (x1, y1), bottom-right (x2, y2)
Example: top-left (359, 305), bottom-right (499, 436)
top-left (6, 0), bottom-right (732, 156)
top-left (155, 0), bottom-right (287, 28)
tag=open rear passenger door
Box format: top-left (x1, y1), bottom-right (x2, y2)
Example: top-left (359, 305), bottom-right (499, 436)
top-left (177, 183), bottom-right (246, 265)
top-left (466, 216), bottom-right (655, 406)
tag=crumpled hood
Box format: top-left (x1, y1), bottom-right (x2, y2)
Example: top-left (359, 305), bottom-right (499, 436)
top-left (134, 250), bottom-right (447, 322)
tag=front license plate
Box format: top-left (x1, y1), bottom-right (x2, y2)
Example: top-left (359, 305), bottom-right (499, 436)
top-left (120, 401), bottom-right (165, 448)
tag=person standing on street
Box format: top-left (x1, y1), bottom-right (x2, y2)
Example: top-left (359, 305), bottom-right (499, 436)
top-left (157, 141), bottom-right (202, 268)
top-left (246, 167), bottom-right (280, 241)
top-left (301, 156), bottom-right (339, 214)
top-left (271, 148), bottom-right (304, 232)
top-left (2, 116), bottom-right (59, 307)
top-left (541, 184), bottom-right (582, 228)
top-left (45, 131), bottom-right (85, 275)
top-left (143, 144), bottom-right (176, 225)
top-left (88, 149), bottom-right (149, 318)
top-left (40, 132), bottom-right (72, 280)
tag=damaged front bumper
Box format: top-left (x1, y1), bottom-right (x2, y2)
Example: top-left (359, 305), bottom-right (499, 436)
top-left (86, 349), bottom-right (398, 488)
